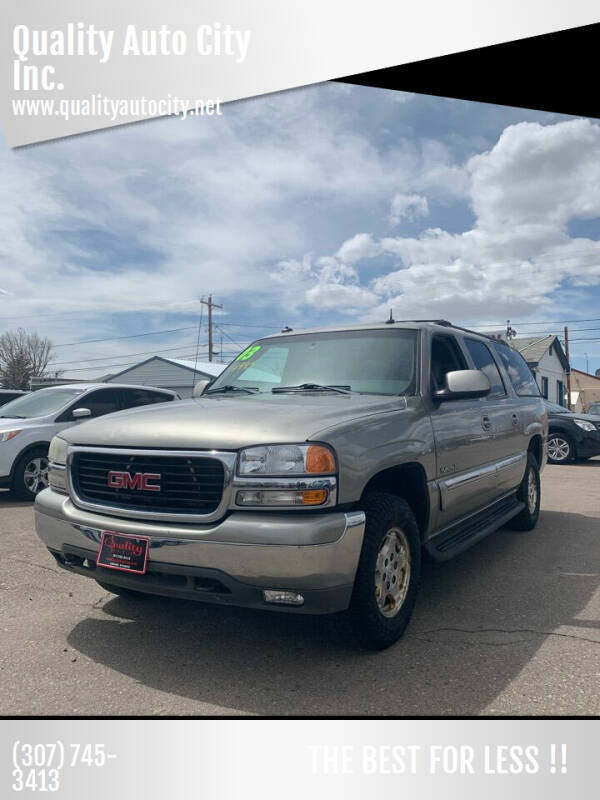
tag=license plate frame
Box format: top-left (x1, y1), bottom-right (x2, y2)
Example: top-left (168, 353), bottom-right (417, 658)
top-left (97, 531), bottom-right (150, 574)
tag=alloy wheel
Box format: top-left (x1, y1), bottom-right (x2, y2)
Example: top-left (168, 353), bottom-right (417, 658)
top-left (547, 436), bottom-right (570, 462)
top-left (23, 457), bottom-right (49, 494)
top-left (374, 527), bottom-right (411, 618)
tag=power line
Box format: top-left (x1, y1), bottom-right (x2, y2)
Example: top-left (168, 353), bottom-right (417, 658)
top-left (52, 325), bottom-right (198, 349)
top-left (47, 342), bottom-right (202, 367)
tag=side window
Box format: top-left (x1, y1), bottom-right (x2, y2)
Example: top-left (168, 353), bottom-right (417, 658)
top-left (493, 343), bottom-right (541, 397)
top-left (464, 339), bottom-right (506, 397)
top-left (540, 376), bottom-right (549, 399)
top-left (121, 389), bottom-right (173, 409)
top-left (430, 335), bottom-right (468, 392)
top-left (74, 388), bottom-right (121, 418)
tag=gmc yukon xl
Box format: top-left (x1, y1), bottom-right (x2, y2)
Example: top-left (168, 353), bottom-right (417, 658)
top-left (34, 321), bottom-right (547, 649)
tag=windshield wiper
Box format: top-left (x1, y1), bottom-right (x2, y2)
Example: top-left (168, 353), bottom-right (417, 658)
top-left (0, 414), bottom-right (25, 418)
top-left (272, 383), bottom-right (353, 395)
top-left (205, 384), bottom-right (259, 395)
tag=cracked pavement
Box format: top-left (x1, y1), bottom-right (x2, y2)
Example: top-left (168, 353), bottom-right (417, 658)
top-left (1, 460), bottom-right (599, 716)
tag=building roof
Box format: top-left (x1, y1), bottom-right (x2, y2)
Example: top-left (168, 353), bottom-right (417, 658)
top-left (105, 355), bottom-right (226, 383)
top-left (166, 358), bottom-right (226, 377)
top-left (512, 335), bottom-right (570, 371)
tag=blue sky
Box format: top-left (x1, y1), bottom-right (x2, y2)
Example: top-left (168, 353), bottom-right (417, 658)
top-left (0, 83), bottom-right (599, 376)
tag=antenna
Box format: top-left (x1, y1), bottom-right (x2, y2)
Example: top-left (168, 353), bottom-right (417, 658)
top-left (385, 309), bottom-right (395, 324)
top-left (281, 326), bottom-right (293, 333)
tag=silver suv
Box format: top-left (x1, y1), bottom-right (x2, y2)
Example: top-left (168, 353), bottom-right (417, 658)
top-left (34, 321), bottom-right (547, 649)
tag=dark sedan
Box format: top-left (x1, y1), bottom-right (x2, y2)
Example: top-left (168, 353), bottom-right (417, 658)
top-left (0, 389), bottom-right (27, 407)
top-left (545, 401), bottom-right (600, 464)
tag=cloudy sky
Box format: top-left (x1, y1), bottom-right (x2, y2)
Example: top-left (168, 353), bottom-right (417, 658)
top-left (1, 82), bottom-right (599, 376)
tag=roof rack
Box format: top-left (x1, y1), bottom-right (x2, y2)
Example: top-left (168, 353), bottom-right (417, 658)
top-left (396, 318), bottom-right (509, 344)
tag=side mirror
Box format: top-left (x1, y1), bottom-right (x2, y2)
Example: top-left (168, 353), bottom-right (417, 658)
top-left (435, 370), bottom-right (490, 401)
top-left (192, 379), bottom-right (212, 398)
top-left (72, 407), bottom-right (91, 419)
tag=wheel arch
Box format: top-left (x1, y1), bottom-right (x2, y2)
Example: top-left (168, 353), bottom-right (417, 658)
top-left (10, 440), bottom-right (52, 482)
top-left (528, 433), bottom-right (544, 467)
top-left (361, 462), bottom-right (430, 537)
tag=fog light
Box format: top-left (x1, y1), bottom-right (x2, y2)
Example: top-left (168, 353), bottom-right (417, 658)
top-left (236, 489), bottom-right (328, 506)
top-left (263, 589), bottom-right (305, 606)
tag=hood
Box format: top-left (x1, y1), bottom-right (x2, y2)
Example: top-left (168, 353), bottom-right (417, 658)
top-left (60, 393), bottom-right (404, 450)
top-left (0, 416), bottom-right (51, 429)
top-left (553, 410), bottom-right (600, 423)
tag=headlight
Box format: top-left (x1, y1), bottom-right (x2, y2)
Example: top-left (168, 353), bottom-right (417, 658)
top-left (573, 420), bottom-right (596, 432)
top-left (238, 444), bottom-right (336, 475)
top-left (48, 436), bottom-right (69, 493)
top-left (0, 430), bottom-right (21, 442)
top-left (48, 436), bottom-right (68, 465)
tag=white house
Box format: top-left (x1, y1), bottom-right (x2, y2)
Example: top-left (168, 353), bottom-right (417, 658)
top-left (104, 356), bottom-right (226, 398)
top-left (512, 336), bottom-right (570, 406)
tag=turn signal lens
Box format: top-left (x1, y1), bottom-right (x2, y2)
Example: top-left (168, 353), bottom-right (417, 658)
top-left (306, 445), bottom-right (336, 474)
top-left (301, 489), bottom-right (328, 505)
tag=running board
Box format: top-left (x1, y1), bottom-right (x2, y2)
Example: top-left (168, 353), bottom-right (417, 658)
top-left (424, 494), bottom-right (525, 562)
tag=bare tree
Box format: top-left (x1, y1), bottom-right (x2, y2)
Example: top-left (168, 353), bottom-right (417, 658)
top-left (0, 329), bottom-right (53, 390)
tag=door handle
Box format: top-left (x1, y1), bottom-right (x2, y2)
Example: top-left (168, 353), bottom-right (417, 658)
top-left (482, 415), bottom-right (492, 431)
top-left (511, 412), bottom-right (519, 427)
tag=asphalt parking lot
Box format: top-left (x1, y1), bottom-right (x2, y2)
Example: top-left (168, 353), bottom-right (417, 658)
top-left (1, 461), bottom-right (598, 716)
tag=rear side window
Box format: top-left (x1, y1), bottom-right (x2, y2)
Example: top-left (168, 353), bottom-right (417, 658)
top-left (464, 339), bottom-right (506, 397)
top-left (493, 343), bottom-right (541, 397)
top-left (120, 389), bottom-right (174, 409)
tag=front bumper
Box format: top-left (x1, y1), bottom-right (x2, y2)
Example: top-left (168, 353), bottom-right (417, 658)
top-left (34, 488), bottom-right (366, 614)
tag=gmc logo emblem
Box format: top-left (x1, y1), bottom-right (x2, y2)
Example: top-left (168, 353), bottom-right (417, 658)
top-left (107, 470), bottom-right (161, 492)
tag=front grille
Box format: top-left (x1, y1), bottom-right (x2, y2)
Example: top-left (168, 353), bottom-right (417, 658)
top-left (71, 451), bottom-right (225, 515)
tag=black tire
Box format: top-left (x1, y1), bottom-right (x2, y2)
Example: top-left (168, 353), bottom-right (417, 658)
top-left (510, 452), bottom-right (541, 531)
top-left (96, 581), bottom-right (148, 599)
top-left (346, 492), bottom-right (421, 650)
top-left (547, 431), bottom-right (575, 464)
top-left (12, 446), bottom-right (49, 501)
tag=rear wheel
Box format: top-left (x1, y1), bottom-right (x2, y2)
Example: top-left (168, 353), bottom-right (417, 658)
top-left (547, 432), bottom-right (574, 464)
top-left (510, 452), bottom-right (541, 531)
top-left (347, 492), bottom-right (421, 650)
top-left (12, 447), bottom-right (49, 500)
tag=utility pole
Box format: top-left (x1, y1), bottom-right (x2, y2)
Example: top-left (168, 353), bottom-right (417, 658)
top-left (564, 326), bottom-right (571, 410)
top-left (200, 295), bottom-right (223, 362)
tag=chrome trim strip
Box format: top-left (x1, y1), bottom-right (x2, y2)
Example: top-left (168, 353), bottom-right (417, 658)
top-left (67, 446), bottom-right (237, 524)
top-left (231, 475), bottom-right (338, 509)
top-left (496, 452), bottom-right (525, 472)
top-left (443, 463), bottom-right (496, 491)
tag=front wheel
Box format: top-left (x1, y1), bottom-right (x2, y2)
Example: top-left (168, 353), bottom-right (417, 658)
top-left (12, 447), bottom-right (49, 500)
top-left (346, 492), bottom-right (421, 650)
top-left (547, 432), bottom-right (574, 464)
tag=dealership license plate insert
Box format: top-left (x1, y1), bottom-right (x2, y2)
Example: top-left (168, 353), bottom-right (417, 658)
top-left (97, 531), bottom-right (150, 574)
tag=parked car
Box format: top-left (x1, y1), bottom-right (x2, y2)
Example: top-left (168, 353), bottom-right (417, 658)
top-left (544, 400), bottom-right (600, 464)
top-left (0, 384), bottom-right (179, 500)
top-left (0, 389), bottom-right (27, 407)
top-left (35, 321), bottom-right (546, 649)
top-left (586, 402), bottom-right (600, 416)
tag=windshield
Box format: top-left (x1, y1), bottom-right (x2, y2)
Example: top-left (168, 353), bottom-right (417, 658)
top-left (544, 401), bottom-right (571, 414)
top-left (0, 388), bottom-right (84, 419)
top-left (587, 404), bottom-right (600, 415)
top-left (209, 329), bottom-right (418, 396)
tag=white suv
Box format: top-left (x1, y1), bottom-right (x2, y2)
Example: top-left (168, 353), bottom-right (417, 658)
top-left (0, 383), bottom-right (178, 500)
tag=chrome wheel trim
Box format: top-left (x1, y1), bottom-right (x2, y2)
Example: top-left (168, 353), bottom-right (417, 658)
top-left (527, 468), bottom-right (538, 514)
top-left (23, 457), bottom-right (49, 494)
top-left (547, 436), bottom-right (570, 462)
top-left (375, 527), bottom-right (411, 619)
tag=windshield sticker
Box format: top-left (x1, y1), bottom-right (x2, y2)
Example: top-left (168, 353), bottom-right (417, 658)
top-left (236, 345), bottom-right (261, 362)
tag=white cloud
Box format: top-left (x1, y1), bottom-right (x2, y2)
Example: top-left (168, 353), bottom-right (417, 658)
top-left (389, 193), bottom-right (429, 225)
top-left (287, 118), bottom-right (600, 324)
